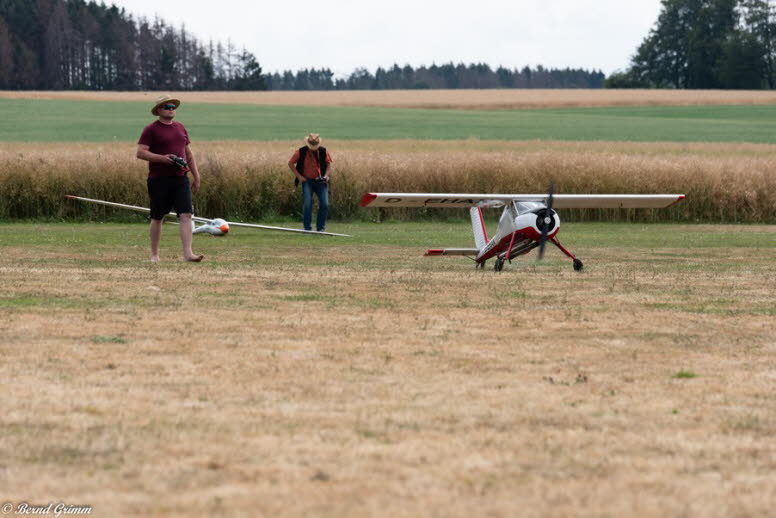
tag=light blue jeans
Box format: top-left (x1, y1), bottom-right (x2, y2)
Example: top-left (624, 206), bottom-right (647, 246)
top-left (302, 180), bottom-right (329, 231)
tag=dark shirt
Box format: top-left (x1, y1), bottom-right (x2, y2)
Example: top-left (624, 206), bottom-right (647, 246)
top-left (138, 120), bottom-right (191, 178)
top-left (288, 149), bottom-right (333, 179)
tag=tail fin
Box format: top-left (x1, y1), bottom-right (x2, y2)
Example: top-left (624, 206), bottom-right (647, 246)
top-left (470, 207), bottom-right (488, 249)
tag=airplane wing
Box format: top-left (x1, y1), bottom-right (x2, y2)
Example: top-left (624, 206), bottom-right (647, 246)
top-left (361, 193), bottom-right (685, 209)
top-left (225, 221), bottom-right (351, 237)
top-left (66, 194), bottom-right (193, 221)
top-left (66, 195), bottom-right (351, 237)
top-left (65, 195), bottom-right (154, 214)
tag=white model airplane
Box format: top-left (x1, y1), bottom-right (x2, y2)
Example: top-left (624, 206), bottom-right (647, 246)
top-left (361, 188), bottom-right (685, 271)
top-left (65, 195), bottom-right (351, 237)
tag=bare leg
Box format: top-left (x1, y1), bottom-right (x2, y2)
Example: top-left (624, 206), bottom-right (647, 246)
top-left (179, 213), bottom-right (204, 262)
top-left (150, 218), bottom-right (163, 263)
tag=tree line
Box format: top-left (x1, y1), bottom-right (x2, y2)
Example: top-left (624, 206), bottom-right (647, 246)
top-left (0, 0), bottom-right (265, 90)
top-left (5, 0), bottom-right (775, 92)
top-left (608, 0), bottom-right (776, 89)
top-left (0, 0), bottom-right (603, 91)
top-left (267, 64), bottom-right (605, 90)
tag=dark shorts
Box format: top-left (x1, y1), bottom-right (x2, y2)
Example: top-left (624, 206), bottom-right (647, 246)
top-left (147, 176), bottom-right (193, 220)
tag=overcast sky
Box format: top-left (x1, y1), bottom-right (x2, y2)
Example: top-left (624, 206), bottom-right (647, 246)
top-left (108, 0), bottom-right (662, 77)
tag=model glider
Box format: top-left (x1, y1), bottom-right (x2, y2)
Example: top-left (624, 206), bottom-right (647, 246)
top-left (65, 195), bottom-right (351, 237)
top-left (361, 189), bottom-right (685, 271)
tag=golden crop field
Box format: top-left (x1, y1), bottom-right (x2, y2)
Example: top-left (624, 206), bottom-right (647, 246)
top-left (4, 89), bottom-right (776, 109)
top-left (1, 221), bottom-right (775, 516)
top-left (2, 140), bottom-right (774, 223)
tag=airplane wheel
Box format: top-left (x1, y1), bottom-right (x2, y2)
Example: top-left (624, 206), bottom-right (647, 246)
top-left (476, 261), bottom-right (485, 270)
top-left (573, 259), bottom-right (584, 271)
top-left (494, 257), bottom-right (504, 272)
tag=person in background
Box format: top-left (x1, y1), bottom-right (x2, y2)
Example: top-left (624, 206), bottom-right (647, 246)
top-left (288, 133), bottom-right (333, 232)
top-left (136, 95), bottom-right (203, 263)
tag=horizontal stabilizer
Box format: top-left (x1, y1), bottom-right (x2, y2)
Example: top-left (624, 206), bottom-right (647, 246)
top-left (425, 248), bottom-right (480, 256)
top-left (361, 193), bottom-right (685, 209)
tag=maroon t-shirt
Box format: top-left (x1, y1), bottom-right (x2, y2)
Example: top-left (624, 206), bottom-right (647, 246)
top-left (137, 120), bottom-right (191, 178)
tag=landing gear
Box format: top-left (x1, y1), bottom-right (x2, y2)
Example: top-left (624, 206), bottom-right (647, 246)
top-left (494, 256), bottom-right (504, 272)
top-left (549, 237), bottom-right (584, 273)
top-left (475, 261), bottom-right (485, 270)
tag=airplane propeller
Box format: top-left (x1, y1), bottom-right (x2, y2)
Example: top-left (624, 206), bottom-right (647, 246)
top-left (537, 183), bottom-right (555, 261)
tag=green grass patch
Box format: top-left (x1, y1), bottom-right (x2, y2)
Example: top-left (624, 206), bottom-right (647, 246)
top-left (91, 335), bottom-right (127, 344)
top-left (674, 370), bottom-right (698, 379)
top-left (4, 99), bottom-right (776, 143)
top-left (279, 294), bottom-right (328, 302)
top-left (0, 221), bottom-right (774, 252)
top-left (507, 291), bottom-right (528, 299)
top-left (0, 295), bottom-right (83, 309)
top-left (0, 222), bottom-right (772, 316)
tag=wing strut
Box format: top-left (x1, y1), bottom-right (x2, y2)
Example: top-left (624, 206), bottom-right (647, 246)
top-left (537, 183), bottom-right (554, 261)
top-left (506, 231), bottom-right (517, 264)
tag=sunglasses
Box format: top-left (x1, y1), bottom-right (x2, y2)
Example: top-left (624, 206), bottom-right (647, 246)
top-left (161, 104), bottom-right (177, 110)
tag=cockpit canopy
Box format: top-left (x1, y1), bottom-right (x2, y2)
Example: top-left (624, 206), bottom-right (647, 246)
top-left (511, 200), bottom-right (548, 216)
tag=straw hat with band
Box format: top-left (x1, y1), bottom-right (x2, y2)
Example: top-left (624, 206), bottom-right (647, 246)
top-left (152, 95), bottom-right (181, 116)
top-left (304, 133), bottom-right (322, 150)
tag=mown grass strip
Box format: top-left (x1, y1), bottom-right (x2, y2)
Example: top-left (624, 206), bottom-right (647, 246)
top-left (4, 99), bottom-right (776, 143)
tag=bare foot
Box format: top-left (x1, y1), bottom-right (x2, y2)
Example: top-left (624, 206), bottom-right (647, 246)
top-left (185, 254), bottom-right (204, 262)
top-left (150, 256), bottom-right (160, 263)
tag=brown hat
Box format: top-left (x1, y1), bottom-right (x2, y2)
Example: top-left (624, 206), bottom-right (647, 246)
top-left (304, 133), bottom-right (321, 150)
top-left (151, 95), bottom-right (181, 116)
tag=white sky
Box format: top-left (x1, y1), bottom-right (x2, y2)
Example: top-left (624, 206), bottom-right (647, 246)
top-left (108, 0), bottom-right (662, 77)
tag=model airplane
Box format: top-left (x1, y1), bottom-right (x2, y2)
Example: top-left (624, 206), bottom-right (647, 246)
top-left (361, 189), bottom-right (685, 271)
top-left (65, 195), bottom-right (352, 237)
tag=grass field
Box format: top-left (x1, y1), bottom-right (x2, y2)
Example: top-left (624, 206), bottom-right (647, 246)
top-left (4, 98), bottom-right (776, 143)
top-left (2, 89), bottom-right (775, 516)
top-left (1, 222), bottom-right (775, 516)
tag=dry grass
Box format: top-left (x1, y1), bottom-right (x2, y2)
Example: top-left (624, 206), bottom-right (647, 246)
top-left (4, 89), bottom-right (776, 109)
top-left (0, 222), bottom-right (775, 517)
top-left (1, 140), bottom-right (775, 222)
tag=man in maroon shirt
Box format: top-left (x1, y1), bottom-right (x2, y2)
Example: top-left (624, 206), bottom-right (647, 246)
top-left (137, 95), bottom-right (203, 263)
top-left (287, 133), bottom-right (333, 232)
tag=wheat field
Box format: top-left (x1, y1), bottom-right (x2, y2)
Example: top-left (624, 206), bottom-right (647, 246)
top-left (1, 140), bottom-right (774, 223)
